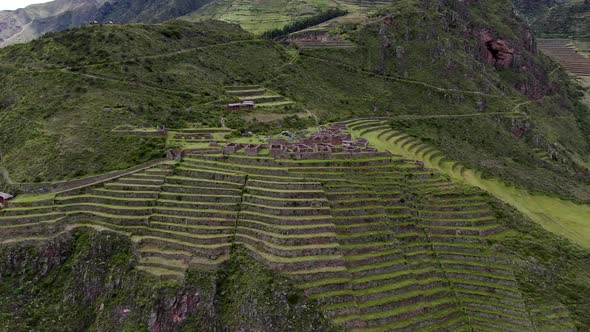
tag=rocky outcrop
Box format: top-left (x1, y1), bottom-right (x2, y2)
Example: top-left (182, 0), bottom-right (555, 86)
top-left (0, 230), bottom-right (332, 331)
top-left (476, 25), bottom-right (548, 99)
top-left (481, 30), bottom-right (516, 69)
top-left (148, 287), bottom-right (217, 332)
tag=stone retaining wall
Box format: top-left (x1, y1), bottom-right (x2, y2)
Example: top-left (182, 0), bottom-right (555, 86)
top-left (5, 159), bottom-right (166, 195)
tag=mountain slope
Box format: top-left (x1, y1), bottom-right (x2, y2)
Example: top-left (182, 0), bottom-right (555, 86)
top-left (0, 19), bottom-right (285, 182)
top-left (0, 230), bottom-right (332, 331)
top-left (0, 0), bottom-right (214, 47)
top-left (514, 0), bottom-right (590, 38)
top-left (1, 1), bottom-right (590, 330)
top-left (2, 1), bottom-right (590, 201)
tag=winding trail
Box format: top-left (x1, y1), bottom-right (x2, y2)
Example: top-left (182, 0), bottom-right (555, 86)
top-left (301, 53), bottom-right (509, 98)
top-left (71, 39), bottom-right (264, 69)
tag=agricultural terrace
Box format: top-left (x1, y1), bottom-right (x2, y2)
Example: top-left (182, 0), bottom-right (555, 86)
top-left (347, 118), bottom-right (590, 249)
top-left (0, 124), bottom-right (575, 331)
top-left (186, 0), bottom-right (397, 35)
top-left (224, 85), bottom-right (295, 108)
top-left (538, 39), bottom-right (590, 77)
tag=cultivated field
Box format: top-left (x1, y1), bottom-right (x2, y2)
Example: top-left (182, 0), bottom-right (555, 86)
top-left (538, 39), bottom-right (590, 77)
top-left (186, 0), bottom-right (397, 35)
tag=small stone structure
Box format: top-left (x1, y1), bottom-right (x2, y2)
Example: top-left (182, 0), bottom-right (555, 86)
top-left (174, 133), bottom-right (214, 141)
top-left (225, 101), bottom-right (256, 111)
top-left (223, 124), bottom-right (387, 159)
top-left (0, 192), bottom-right (13, 209)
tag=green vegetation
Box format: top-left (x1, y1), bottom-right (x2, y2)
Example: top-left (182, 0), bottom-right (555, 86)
top-left (2, 0), bottom-right (589, 204)
top-left (0, 230), bottom-right (331, 330)
top-left (184, 0), bottom-right (336, 35)
top-left (0, 20), bottom-right (284, 182)
top-left (353, 120), bottom-right (590, 248)
top-left (515, 0), bottom-right (590, 38)
top-left (261, 8), bottom-right (349, 39)
top-left (217, 247), bottom-right (335, 331)
top-left (492, 201), bottom-right (590, 330)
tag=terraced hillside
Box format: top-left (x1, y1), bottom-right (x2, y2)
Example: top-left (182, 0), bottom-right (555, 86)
top-left (290, 35), bottom-right (356, 49)
top-left (167, 127), bottom-right (231, 150)
top-left (538, 39), bottom-right (590, 77)
top-left (185, 0), bottom-right (396, 35)
top-left (345, 118), bottom-right (590, 248)
top-left (0, 125), bottom-right (577, 330)
top-left (184, 0), bottom-right (335, 34)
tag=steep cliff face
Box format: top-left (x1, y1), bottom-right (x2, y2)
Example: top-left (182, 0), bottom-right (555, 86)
top-left (463, 2), bottom-right (550, 99)
top-left (0, 0), bottom-right (213, 47)
top-left (0, 230), bottom-right (332, 331)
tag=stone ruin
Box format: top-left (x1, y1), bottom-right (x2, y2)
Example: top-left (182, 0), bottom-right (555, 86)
top-left (221, 124), bottom-right (389, 159)
top-left (174, 133), bottom-right (214, 141)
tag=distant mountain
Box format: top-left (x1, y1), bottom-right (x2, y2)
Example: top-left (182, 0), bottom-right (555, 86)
top-left (514, 0), bottom-right (590, 38)
top-left (0, 0), bottom-right (213, 47)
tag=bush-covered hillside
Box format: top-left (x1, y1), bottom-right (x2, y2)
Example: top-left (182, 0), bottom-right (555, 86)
top-left (0, 230), bottom-right (332, 331)
top-left (266, 0), bottom-right (590, 200)
top-left (1, 0), bottom-right (590, 202)
top-left (0, 20), bottom-right (290, 182)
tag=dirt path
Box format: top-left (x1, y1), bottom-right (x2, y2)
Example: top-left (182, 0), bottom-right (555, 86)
top-left (344, 111), bottom-right (521, 122)
top-left (61, 69), bottom-right (207, 99)
top-left (72, 39), bottom-right (263, 69)
top-left (301, 53), bottom-right (509, 98)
